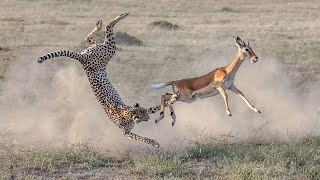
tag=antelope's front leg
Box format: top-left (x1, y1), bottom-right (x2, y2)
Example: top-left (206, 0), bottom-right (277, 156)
top-left (121, 128), bottom-right (160, 148)
top-left (84, 20), bottom-right (103, 45)
top-left (217, 87), bottom-right (232, 116)
top-left (229, 84), bottom-right (261, 113)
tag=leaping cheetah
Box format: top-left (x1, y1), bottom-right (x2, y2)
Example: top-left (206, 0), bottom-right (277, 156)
top-left (38, 13), bottom-right (169, 148)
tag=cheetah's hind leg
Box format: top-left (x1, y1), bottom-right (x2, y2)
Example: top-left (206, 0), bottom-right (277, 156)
top-left (107, 12), bottom-right (128, 27)
top-left (104, 12), bottom-right (128, 44)
top-left (84, 20), bottom-right (103, 46)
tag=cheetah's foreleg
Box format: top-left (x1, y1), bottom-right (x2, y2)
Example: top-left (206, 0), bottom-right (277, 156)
top-left (121, 129), bottom-right (160, 148)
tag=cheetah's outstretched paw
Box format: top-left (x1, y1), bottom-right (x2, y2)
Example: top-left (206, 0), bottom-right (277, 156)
top-left (149, 140), bottom-right (160, 148)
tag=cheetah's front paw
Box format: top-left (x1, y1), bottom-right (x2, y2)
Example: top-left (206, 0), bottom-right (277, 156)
top-left (149, 140), bottom-right (160, 148)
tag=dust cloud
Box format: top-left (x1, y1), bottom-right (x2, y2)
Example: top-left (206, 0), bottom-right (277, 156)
top-left (0, 50), bottom-right (319, 153)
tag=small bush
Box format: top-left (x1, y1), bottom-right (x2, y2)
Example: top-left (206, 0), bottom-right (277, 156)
top-left (115, 32), bottom-right (143, 46)
top-left (78, 31), bottom-right (143, 49)
top-left (150, 21), bottom-right (179, 30)
top-left (220, 7), bottom-right (238, 12)
top-left (39, 19), bottom-right (69, 26)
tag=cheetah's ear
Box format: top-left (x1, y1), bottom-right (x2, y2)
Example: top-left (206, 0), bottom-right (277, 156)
top-left (133, 103), bottom-right (140, 108)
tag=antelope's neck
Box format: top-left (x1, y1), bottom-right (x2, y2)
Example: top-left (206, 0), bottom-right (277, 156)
top-left (224, 51), bottom-right (244, 78)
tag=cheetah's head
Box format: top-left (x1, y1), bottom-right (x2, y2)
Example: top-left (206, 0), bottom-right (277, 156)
top-left (131, 103), bottom-right (150, 124)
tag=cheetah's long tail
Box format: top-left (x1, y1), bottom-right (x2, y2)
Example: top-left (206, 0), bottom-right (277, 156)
top-left (37, 50), bottom-right (82, 63)
top-left (146, 105), bottom-right (161, 114)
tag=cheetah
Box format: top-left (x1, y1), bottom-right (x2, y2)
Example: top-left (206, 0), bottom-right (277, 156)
top-left (37, 13), bottom-right (161, 148)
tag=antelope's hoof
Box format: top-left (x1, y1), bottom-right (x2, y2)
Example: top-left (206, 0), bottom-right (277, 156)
top-left (155, 118), bottom-right (160, 124)
top-left (171, 121), bottom-right (175, 127)
top-left (253, 108), bottom-right (261, 114)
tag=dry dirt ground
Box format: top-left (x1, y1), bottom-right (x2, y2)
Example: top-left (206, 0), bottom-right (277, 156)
top-left (0, 0), bottom-right (320, 179)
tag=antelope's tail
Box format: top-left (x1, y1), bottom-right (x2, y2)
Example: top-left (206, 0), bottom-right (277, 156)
top-left (151, 82), bottom-right (172, 90)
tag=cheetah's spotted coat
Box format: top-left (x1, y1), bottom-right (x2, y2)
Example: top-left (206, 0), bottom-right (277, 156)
top-left (38, 13), bottom-right (163, 148)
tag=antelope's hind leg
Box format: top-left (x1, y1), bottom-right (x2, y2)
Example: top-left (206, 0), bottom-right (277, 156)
top-left (155, 93), bottom-right (178, 125)
top-left (154, 94), bottom-right (167, 124)
top-left (85, 20), bottom-right (103, 45)
top-left (169, 105), bottom-right (176, 127)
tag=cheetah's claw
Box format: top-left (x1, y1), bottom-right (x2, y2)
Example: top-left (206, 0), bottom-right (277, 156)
top-left (120, 12), bottom-right (129, 18)
top-left (96, 20), bottom-right (103, 30)
top-left (149, 140), bottom-right (160, 148)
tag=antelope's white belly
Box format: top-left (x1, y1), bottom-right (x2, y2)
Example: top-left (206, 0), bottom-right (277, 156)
top-left (193, 82), bottom-right (219, 98)
top-left (197, 89), bottom-right (220, 98)
top-left (193, 80), bottom-right (232, 99)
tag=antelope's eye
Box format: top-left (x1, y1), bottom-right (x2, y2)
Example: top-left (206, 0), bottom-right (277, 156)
top-left (245, 48), bottom-right (249, 52)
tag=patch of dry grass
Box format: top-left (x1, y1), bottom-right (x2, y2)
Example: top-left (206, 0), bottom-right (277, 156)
top-left (1, 136), bottom-right (319, 179)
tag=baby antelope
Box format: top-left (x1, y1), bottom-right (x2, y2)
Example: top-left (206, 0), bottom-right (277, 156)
top-left (152, 36), bottom-right (261, 125)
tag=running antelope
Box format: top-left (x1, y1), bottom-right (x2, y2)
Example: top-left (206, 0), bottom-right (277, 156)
top-left (152, 36), bottom-right (261, 126)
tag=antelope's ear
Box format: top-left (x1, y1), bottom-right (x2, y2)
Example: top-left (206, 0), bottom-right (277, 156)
top-left (133, 103), bottom-right (140, 108)
top-left (233, 36), bottom-right (245, 48)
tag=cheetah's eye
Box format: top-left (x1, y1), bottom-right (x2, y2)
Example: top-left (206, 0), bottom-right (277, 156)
top-left (133, 103), bottom-right (140, 108)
